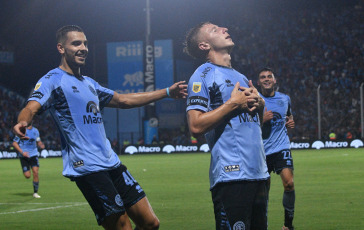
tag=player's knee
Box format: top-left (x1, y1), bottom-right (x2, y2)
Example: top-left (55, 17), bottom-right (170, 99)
top-left (283, 180), bottom-right (294, 191)
top-left (140, 217), bottom-right (160, 230)
top-left (24, 172), bottom-right (31, 179)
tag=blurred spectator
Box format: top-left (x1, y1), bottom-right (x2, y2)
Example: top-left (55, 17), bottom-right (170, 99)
top-left (329, 132), bottom-right (336, 140)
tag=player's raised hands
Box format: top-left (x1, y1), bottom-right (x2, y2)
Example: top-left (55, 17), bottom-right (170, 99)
top-left (168, 81), bottom-right (188, 99)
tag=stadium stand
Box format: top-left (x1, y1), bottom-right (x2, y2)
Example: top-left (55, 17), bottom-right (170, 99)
top-left (0, 85), bottom-right (61, 151)
top-left (229, 3), bottom-right (363, 140)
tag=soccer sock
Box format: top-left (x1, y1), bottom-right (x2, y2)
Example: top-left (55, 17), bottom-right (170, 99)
top-left (33, 181), bottom-right (39, 193)
top-left (283, 190), bottom-right (295, 227)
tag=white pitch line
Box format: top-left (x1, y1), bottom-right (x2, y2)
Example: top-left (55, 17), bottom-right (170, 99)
top-left (0, 203), bottom-right (87, 215)
top-left (0, 202), bottom-right (86, 205)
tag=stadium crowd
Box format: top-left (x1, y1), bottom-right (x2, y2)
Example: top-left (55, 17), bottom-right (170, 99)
top-left (0, 86), bottom-right (61, 151)
top-left (229, 3), bottom-right (363, 140)
top-left (1, 3), bottom-right (363, 151)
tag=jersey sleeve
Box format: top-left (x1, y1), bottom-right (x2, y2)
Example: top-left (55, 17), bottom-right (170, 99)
top-left (28, 75), bottom-right (56, 112)
top-left (186, 71), bottom-right (210, 113)
top-left (88, 78), bottom-right (114, 110)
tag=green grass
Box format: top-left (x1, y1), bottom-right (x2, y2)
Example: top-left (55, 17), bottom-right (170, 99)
top-left (0, 148), bottom-right (363, 229)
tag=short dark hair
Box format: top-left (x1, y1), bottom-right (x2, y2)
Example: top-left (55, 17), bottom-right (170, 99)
top-left (56, 25), bottom-right (84, 44)
top-left (258, 67), bottom-right (275, 76)
top-left (183, 22), bottom-right (211, 60)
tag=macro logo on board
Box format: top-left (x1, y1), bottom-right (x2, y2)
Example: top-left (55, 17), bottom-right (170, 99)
top-left (162, 145), bottom-right (175, 153)
top-left (199, 144), bottom-right (210, 152)
top-left (290, 142), bottom-right (310, 149)
top-left (312, 141), bottom-right (325, 149)
top-left (350, 139), bottom-right (364, 148)
top-left (83, 101), bottom-right (103, 124)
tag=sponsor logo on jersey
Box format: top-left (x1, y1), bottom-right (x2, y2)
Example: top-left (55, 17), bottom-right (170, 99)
top-left (88, 85), bottom-right (97, 96)
top-left (83, 101), bottom-right (103, 124)
top-left (271, 112), bottom-right (285, 126)
top-left (73, 160), bottom-right (84, 168)
top-left (200, 67), bottom-right (212, 78)
top-left (237, 112), bottom-right (259, 123)
top-left (31, 91), bottom-right (44, 99)
top-left (72, 86), bottom-right (79, 93)
top-left (225, 79), bottom-right (234, 87)
top-left (187, 96), bottom-right (208, 108)
top-left (34, 82), bottom-right (42, 91)
top-left (224, 165), bottom-right (240, 172)
top-left (192, 82), bottom-right (202, 93)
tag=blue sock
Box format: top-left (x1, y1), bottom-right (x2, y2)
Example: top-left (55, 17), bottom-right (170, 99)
top-left (33, 181), bottom-right (39, 193)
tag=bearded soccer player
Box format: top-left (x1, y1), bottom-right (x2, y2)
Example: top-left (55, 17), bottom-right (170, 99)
top-left (13, 25), bottom-right (187, 230)
top-left (185, 22), bottom-right (269, 230)
top-left (257, 67), bottom-right (295, 230)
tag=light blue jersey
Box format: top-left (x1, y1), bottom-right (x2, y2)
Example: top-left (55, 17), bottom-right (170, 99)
top-left (28, 68), bottom-right (120, 178)
top-left (186, 62), bottom-right (269, 190)
top-left (260, 92), bottom-right (292, 155)
top-left (13, 127), bottom-right (40, 158)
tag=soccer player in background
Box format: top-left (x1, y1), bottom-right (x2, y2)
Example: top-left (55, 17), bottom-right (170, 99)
top-left (257, 67), bottom-right (295, 230)
top-left (184, 22), bottom-right (270, 230)
top-left (12, 122), bottom-right (45, 198)
top-left (13, 25), bottom-right (187, 230)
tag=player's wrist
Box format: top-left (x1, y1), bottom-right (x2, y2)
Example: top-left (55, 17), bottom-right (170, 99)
top-left (166, 87), bottom-right (170, 97)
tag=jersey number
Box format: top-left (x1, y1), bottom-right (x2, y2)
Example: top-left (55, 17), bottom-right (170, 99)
top-left (282, 150), bottom-right (292, 160)
top-left (122, 171), bottom-right (136, 186)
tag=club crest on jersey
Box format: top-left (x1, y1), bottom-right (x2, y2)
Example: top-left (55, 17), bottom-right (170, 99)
top-left (34, 83), bottom-right (42, 91)
top-left (192, 82), bottom-right (201, 93)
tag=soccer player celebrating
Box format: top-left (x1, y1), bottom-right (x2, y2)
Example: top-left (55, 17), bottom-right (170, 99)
top-left (12, 122), bottom-right (45, 198)
top-left (257, 67), bottom-right (295, 230)
top-left (184, 22), bottom-right (269, 230)
top-left (13, 25), bottom-right (187, 230)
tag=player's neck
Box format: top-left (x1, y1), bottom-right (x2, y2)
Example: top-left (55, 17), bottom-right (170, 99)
top-left (207, 51), bottom-right (232, 68)
top-left (59, 60), bottom-right (82, 77)
top-left (262, 89), bottom-right (275, 97)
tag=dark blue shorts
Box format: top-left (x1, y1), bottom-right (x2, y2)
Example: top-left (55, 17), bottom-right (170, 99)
top-left (211, 180), bottom-right (269, 230)
top-left (20, 156), bottom-right (39, 172)
top-left (266, 149), bottom-right (294, 174)
top-left (73, 164), bottom-right (146, 225)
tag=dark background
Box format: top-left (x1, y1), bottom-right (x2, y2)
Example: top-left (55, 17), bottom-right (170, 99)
top-left (0, 0), bottom-right (358, 97)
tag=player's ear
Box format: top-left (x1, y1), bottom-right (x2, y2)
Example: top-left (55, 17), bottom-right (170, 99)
top-left (198, 42), bottom-right (210, 51)
top-left (57, 43), bottom-right (65, 54)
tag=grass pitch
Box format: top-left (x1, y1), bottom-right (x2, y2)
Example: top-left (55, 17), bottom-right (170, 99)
top-left (0, 148), bottom-right (363, 229)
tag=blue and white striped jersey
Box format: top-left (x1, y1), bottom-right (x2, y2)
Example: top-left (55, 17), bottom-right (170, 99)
top-left (28, 68), bottom-right (120, 177)
top-left (186, 62), bottom-right (269, 190)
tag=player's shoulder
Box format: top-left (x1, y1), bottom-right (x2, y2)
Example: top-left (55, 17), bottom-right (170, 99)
top-left (32, 127), bottom-right (40, 133)
top-left (40, 68), bottom-right (64, 81)
top-left (83, 75), bottom-right (98, 85)
top-left (275, 91), bottom-right (290, 99)
top-left (191, 62), bottom-right (217, 79)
